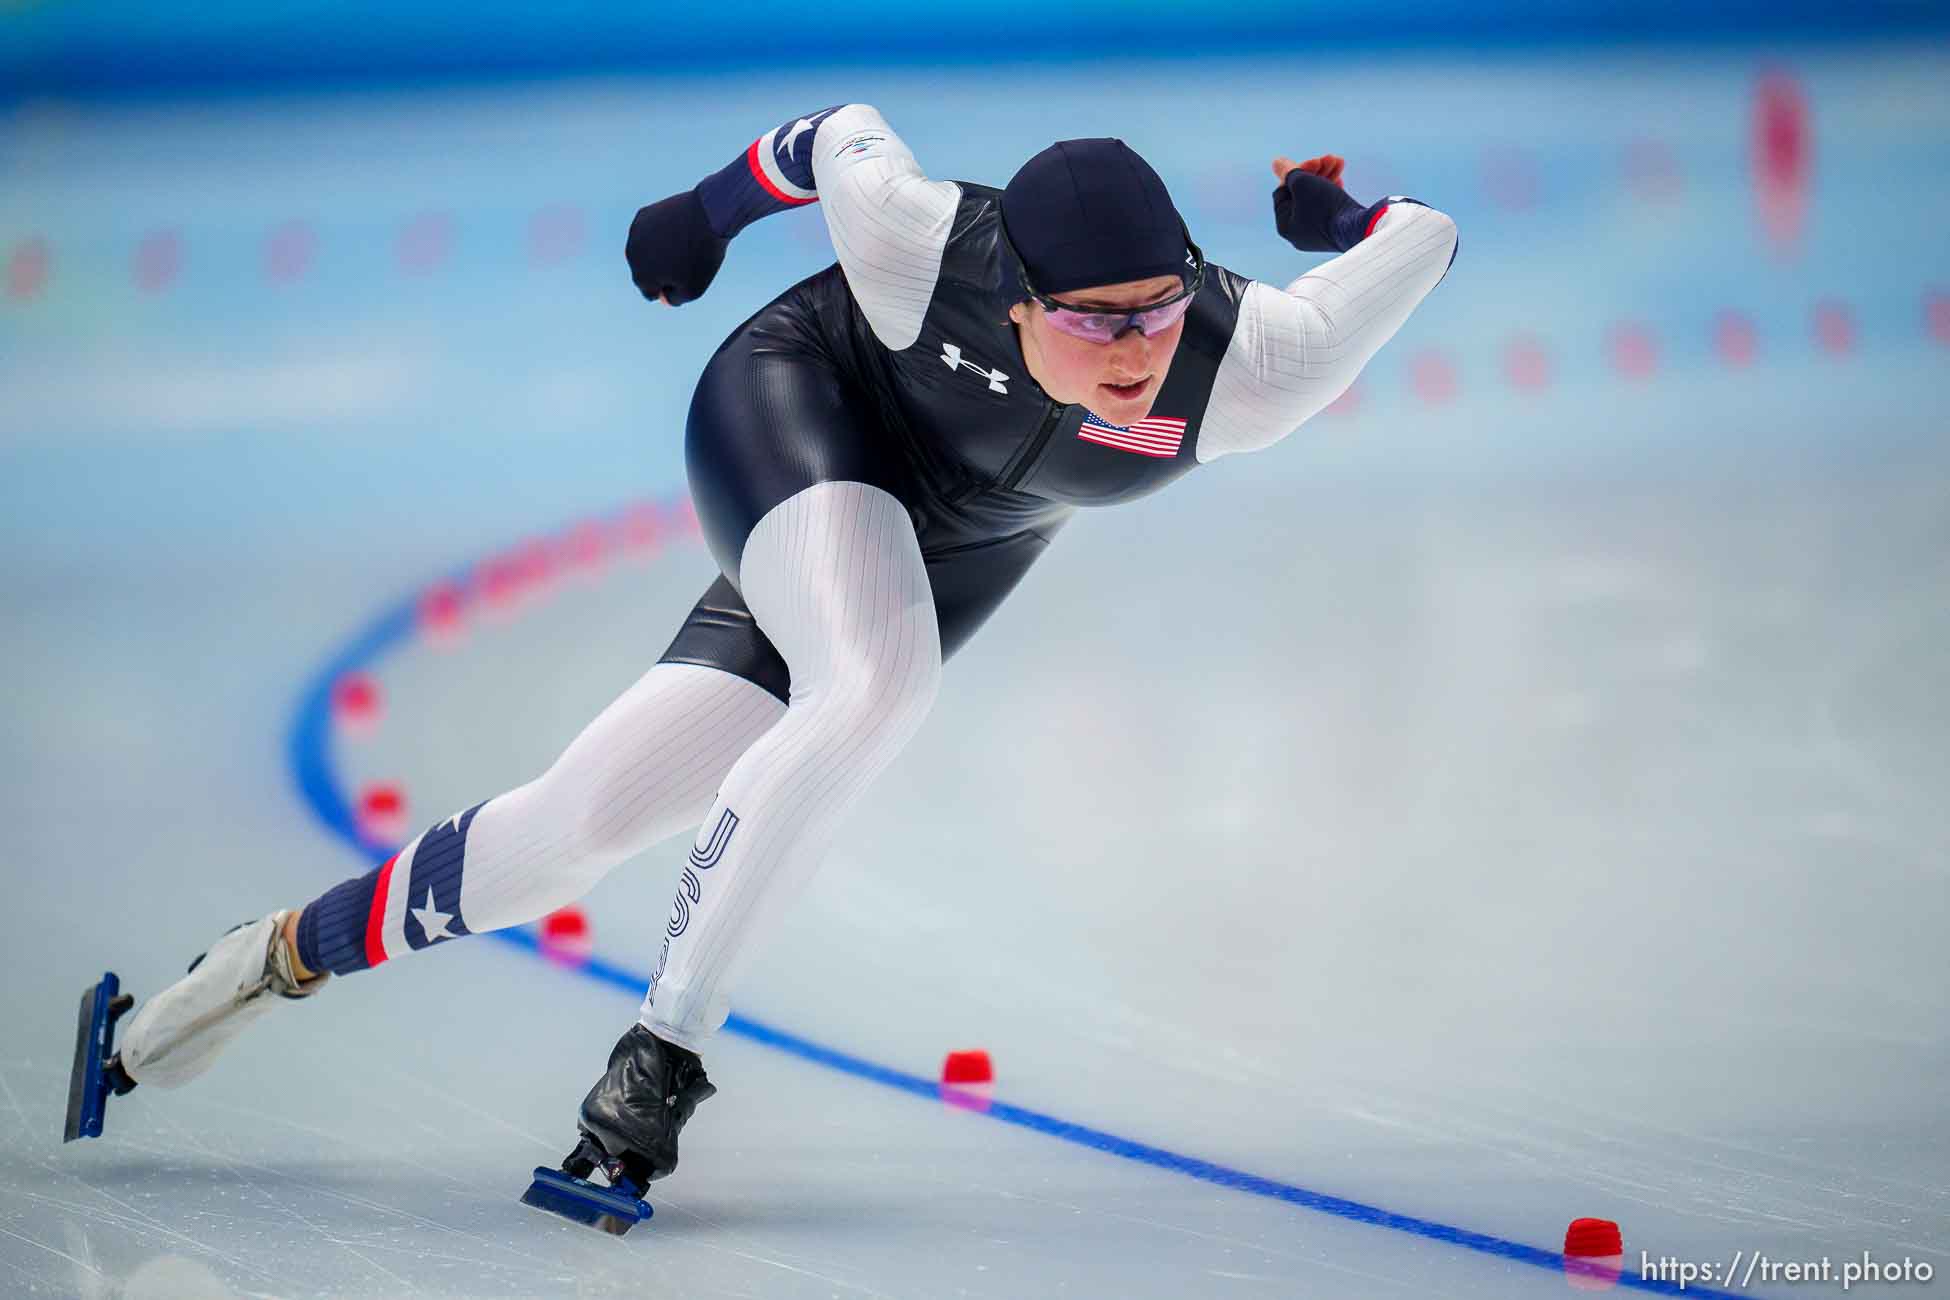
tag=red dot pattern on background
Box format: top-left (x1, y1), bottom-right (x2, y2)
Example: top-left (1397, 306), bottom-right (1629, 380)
top-left (15, 111), bottom-right (1945, 414)
top-left (134, 229), bottom-right (184, 293)
top-left (7, 237), bottom-right (50, 300)
top-left (1607, 322), bottom-right (1658, 379)
top-left (1480, 146), bottom-right (1539, 212)
top-left (528, 205), bottom-right (586, 265)
top-left (1410, 351), bottom-right (1458, 404)
top-left (1754, 73), bottom-right (1809, 190)
top-left (1714, 310), bottom-right (1758, 367)
top-left (1502, 334), bottom-right (1552, 391)
top-left (1322, 381), bottom-right (1362, 417)
top-left (264, 221), bottom-right (317, 283)
top-left (1753, 71), bottom-right (1810, 255)
top-left (1813, 298), bottom-right (1854, 355)
top-left (619, 502), bottom-right (664, 553)
top-left (397, 212), bottom-right (455, 274)
top-left (1623, 137), bottom-right (1683, 202)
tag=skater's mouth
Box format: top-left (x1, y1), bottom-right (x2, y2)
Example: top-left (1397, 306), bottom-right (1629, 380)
top-left (1099, 375), bottom-right (1152, 401)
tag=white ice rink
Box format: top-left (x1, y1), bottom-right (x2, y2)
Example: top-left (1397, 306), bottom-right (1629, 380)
top-left (4, 47), bottom-right (1948, 1298)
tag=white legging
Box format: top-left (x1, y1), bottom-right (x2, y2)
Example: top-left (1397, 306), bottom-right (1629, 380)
top-left (451, 481), bottom-right (941, 1049)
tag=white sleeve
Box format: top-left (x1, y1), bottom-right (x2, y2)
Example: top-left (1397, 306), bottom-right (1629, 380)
top-left (809, 104), bottom-right (962, 353)
top-left (1195, 203), bottom-right (1459, 463)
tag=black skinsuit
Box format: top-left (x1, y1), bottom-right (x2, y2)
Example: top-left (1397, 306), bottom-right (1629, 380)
top-left (657, 181), bottom-right (1252, 704)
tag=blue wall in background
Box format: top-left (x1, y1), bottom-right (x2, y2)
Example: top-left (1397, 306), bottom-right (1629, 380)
top-left (6, 0), bottom-right (1947, 97)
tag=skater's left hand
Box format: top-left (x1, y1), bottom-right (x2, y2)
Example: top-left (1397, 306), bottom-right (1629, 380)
top-left (1273, 154), bottom-right (1345, 188)
top-left (1270, 152), bottom-right (1374, 255)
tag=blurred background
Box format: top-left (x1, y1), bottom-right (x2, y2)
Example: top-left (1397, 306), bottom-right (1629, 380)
top-left (3, 3), bottom-right (1947, 1297)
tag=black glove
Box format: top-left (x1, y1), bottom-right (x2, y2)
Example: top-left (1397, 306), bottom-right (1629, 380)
top-left (625, 189), bottom-right (729, 306)
top-left (1272, 168), bottom-right (1380, 255)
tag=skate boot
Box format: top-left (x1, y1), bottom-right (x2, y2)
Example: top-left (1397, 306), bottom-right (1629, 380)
top-left (67, 911), bottom-right (327, 1140)
top-left (120, 911), bottom-right (328, 1088)
top-left (520, 1024), bottom-right (716, 1234)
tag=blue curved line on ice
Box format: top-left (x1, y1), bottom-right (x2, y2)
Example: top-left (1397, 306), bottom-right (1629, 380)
top-left (285, 543), bottom-right (1748, 1300)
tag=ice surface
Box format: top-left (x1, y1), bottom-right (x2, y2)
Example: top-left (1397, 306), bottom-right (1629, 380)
top-left (3, 45), bottom-right (1947, 1299)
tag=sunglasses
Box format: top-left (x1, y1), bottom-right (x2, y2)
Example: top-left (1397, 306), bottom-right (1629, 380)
top-left (999, 213), bottom-right (1205, 345)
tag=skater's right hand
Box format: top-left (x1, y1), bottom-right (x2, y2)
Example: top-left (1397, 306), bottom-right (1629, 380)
top-left (626, 189), bottom-right (729, 307)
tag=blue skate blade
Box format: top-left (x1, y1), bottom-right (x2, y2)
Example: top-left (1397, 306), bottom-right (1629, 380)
top-left (520, 1166), bottom-right (653, 1236)
top-left (64, 974), bottom-right (121, 1143)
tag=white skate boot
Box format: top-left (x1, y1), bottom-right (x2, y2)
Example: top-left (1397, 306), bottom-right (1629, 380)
top-left (118, 910), bottom-right (329, 1089)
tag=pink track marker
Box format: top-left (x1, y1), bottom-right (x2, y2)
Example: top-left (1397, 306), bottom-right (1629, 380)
top-left (1607, 322), bottom-right (1658, 380)
top-left (1410, 351), bottom-right (1458, 404)
top-left (133, 230), bottom-right (184, 294)
top-left (264, 221), bottom-right (317, 284)
top-left (7, 237), bottom-right (49, 300)
top-left (332, 672), bottom-right (383, 736)
top-left (1502, 334), bottom-right (1552, 392)
top-left (1714, 311), bottom-right (1758, 368)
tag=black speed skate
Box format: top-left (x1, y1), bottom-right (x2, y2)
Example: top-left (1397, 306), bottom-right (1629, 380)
top-left (520, 1024), bottom-right (717, 1235)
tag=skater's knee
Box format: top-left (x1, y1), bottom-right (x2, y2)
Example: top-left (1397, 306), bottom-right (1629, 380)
top-left (810, 627), bottom-right (941, 748)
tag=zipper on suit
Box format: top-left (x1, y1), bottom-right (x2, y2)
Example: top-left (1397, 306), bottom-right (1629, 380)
top-left (997, 400), bottom-right (1066, 493)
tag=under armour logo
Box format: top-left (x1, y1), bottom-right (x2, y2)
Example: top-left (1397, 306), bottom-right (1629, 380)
top-left (941, 341), bottom-right (1009, 394)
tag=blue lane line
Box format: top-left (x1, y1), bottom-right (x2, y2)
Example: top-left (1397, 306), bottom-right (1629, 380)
top-left (285, 537), bottom-right (1749, 1299)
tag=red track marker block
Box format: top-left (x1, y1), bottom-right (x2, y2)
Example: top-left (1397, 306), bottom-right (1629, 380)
top-left (939, 1049), bottom-right (994, 1113)
top-left (331, 672), bottom-right (383, 735)
top-left (941, 1050), bottom-right (992, 1085)
top-left (358, 782), bottom-right (407, 844)
top-left (539, 905), bottom-right (593, 967)
top-left (419, 581), bottom-right (467, 646)
top-left (1562, 1218), bottom-right (1624, 1291)
top-left (513, 538), bottom-right (557, 596)
top-left (475, 554), bottom-right (525, 614)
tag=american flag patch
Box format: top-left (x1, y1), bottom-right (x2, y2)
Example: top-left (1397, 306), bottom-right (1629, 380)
top-left (1077, 410), bottom-right (1187, 458)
